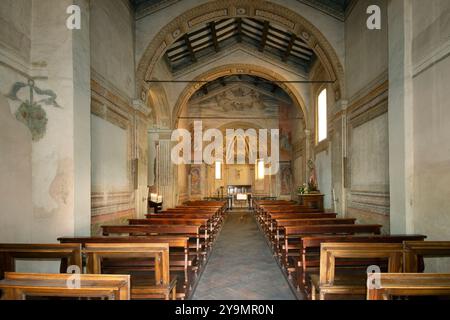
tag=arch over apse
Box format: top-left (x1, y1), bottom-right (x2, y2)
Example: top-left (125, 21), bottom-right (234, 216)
top-left (171, 64), bottom-right (309, 131)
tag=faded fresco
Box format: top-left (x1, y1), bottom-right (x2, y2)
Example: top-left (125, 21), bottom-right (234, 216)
top-left (190, 166), bottom-right (201, 195)
top-left (280, 163), bottom-right (293, 195)
top-left (187, 85), bottom-right (282, 118)
top-left (6, 79), bottom-right (61, 141)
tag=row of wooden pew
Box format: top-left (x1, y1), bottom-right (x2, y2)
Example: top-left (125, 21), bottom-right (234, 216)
top-left (0, 200), bottom-right (227, 300)
top-left (253, 200), bottom-right (450, 300)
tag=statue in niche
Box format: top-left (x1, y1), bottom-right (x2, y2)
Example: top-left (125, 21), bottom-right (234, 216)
top-left (307, 159), bottom-right (319, 193)
top-left (7, 79), bottom-right (61, 141)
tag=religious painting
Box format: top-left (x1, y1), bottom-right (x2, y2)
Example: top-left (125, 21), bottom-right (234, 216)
top-left (280, 164), bottom-right (293, 195)
top-left (187, 85), bottom-right (281, 118)
top-left (190, 166), bottom-right (201, 195)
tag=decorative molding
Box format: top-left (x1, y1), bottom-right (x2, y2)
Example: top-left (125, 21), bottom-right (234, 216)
top-left (135, 0), bottom-right (182, 19)
top-left (348, 190), bottom-right (390, 216)
top-left (413, 37), bottom-right (450, 78)
top-left (296, 0), bottom-right (347, 22)
top-left (91, 191), bottom-right (134, 216)
top-left (347, 71), bottom-right (388, 109)
top-left (133, 99), bottom-right (151, 116)
top-left (349, 97), bottom-right (388, 129)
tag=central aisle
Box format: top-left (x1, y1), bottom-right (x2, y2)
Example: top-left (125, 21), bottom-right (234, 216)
top-left (192, 210), bottom-right (296, 300)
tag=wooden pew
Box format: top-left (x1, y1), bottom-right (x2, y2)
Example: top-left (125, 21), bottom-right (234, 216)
top-left (403, 241), bottom-right (450, 272)
top-left (101, 225), bottom-right (204, 263)
top-left (313, 243), bottom-right (404, 300)
top-left (367, 273), bottom-right (450, 300)
top-left (258, 207), bottom-right (324, 229)
top-left (298, 235), bottom-right (427, 292)
top-left (58, 236), bottom-right (193, 298)
top-left (265, 212), bottom-right (337, 234)
top-left (129, 218), bottom-right (214, 250)
top-left (272, 218), bottom-right (356, 255)
top-left (84, 243), bottom-right (177, 300)
top-left (0, 272), bottom-right (130, 300)
top-left (261, 212), bottom-right (337, 236)
top-left (0, 244), bottom-right (82, 279)
top-left (150, 209), bottom-right (222, 225)
top-left (282, 224), bottom-right (382, 272)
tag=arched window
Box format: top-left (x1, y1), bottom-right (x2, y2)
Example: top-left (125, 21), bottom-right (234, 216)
top-left (317, 88), bottom-right (328, 143)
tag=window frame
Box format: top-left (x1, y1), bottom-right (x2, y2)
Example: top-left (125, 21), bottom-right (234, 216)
top-left (315, 87), bottom-right (328, 146)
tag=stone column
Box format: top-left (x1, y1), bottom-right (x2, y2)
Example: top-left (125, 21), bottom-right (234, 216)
top-left (155, 129), bottom-right (176, 209)
top-left (388, 0), bottom-right (414, 233)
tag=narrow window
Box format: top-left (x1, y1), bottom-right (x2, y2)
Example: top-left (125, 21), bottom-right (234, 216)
top-left (215, 161), bottom-right (222, 180)
top-left (256, 159), bottom-right (265, 180)
top-left (318, 89), bottom-right (328, 143)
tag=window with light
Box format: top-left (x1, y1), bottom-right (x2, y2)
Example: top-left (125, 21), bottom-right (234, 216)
top-left (215, 161), bottom-right (222, 180)
top-left (317, 88), bottom-right (327, 143)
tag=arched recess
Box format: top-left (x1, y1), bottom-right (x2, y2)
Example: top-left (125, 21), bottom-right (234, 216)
top-left (172, 64), bottom-right (309, 131)
top-left (136, 0), bottom-right (345, 104)
top-left (146, 79), bottom-right (172, 129)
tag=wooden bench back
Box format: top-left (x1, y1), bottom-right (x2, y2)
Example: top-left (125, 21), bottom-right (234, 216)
top-left (302, 235), bottom-right (427, 249)
top-left (102, 225), bottom-right (199, 236)
top-left (58, 236), bottom-right (188, 249)
top-left (129, 218), bottom-right (208, 226)
top-left (0, 244), bottom-right (82, 278)
top-left (0, 272), bottom-right (130, 300)
top-left (269, 213), bottom-right (337, 220)
top-left (284, 224), bottom-right (382, 236)
top-left (403, 241), bottom-right (450, 272)
top-left (84, 243), bottom-right (170, 286)
top-left (146, 213), bottom-right (214, 219)
top-left (276, 218), bottom-right (356, 227)
top-left (319, 243), bottom-right (404, 286)
top-left (367, 273), bottom-right (450, 300)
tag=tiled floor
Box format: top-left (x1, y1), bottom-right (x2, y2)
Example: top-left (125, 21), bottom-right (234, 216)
top-left (191, 210), bottom-right (297, 300)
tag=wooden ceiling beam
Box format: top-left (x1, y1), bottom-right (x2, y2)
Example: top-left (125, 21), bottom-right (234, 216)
top-left (236, 18), bottom-right (243, 43)
top-left (184, 34), bottom-right (197, 63)
top-left (209, 21), bottom-right (220, 52)
top-left (282, 33), bottom-right (296, 62)
top-left (259, 21), bottom-right (270, 52)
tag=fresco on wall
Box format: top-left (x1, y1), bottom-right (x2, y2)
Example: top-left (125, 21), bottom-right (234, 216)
top-left (188, 85), bottom-right (281, 118)
top-left (280, 163), bottom-right (293, 195)
top-left (6, 79), bottom-right (61, 141)
top-left (279, 104), bottom-right (295, 160)
top-left (190, 167), bottom-right (201, 195)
